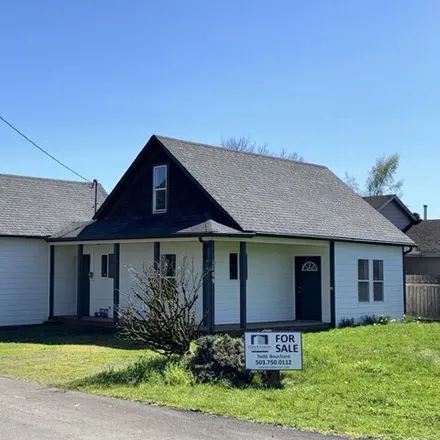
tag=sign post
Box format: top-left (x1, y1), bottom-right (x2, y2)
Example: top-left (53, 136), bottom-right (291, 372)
top-left (245, 331), bottom-right (303, 386)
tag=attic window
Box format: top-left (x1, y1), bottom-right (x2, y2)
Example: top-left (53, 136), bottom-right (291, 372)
top-left (153, 165), bottom-right (167, 213)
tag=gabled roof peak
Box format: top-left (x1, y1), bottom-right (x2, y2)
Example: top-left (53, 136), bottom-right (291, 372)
top-left (154, 135), bottom-right (326, 169)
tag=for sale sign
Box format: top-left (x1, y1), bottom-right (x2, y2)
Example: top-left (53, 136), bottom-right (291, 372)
top-left (244, 332), bottom-right (303, 370)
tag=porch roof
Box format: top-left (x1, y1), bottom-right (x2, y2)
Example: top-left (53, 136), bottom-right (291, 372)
top-left (48, 215), bottom-right (245, 241)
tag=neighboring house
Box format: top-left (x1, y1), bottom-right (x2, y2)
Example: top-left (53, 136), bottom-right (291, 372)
top-left (363, 194), bottom-right (440, 276)
top-left (406, 221), bottom-right (440, 276)
top-left (363, 195), bottom-right (418, 232)
top-left (0, 174), bottom-right (106, 326)
top-left (45, 135), bottom-right (414, 330)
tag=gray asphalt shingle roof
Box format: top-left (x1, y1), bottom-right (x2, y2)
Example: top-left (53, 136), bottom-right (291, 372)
top-left (156, 136), bottom-right (413, 245)
top-left (51, 216), bottom-right (242, 240)
top-left (406, 220), bottom-right (440, 256)
top-left (0, 174), bottom-right (107, 237)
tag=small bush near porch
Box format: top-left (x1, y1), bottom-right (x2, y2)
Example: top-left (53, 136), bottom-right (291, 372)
top-left (0, 322), bottom-right (439, 440)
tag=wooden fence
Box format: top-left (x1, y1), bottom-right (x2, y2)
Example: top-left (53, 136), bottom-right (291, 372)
top-left (406, 275), bottom-right (440, 320)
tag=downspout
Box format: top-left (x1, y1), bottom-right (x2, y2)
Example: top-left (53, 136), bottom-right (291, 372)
top-left (402, 246), bottom-right (413, 317)
top-left (403, 246), bottom-right (413, 256)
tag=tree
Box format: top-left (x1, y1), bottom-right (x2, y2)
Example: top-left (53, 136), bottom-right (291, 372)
top-left (222, 136), bottom-right (304, 161)
top-left (343, 153), bottom-right (403, 197)
top-left (365, 154), bottom-right (403, 197)
top-left (118, 256), bottom-right (208, 356)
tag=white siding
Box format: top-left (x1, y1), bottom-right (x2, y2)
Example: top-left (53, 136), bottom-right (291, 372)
top-left (334, 242), bottom-right (404, 324)
top-left (119, 242), bottom-right (154, 309)
top-left (160, 241), bottom-right (203, 321)
top-left (245, 242), bottom-right (331, 323)
top-left (53, 245), bottom-right (77, 316)
top-left (83, 244), bottom-right (114, 317)
top-left (119, 241), bottom-right (203, 321)
top-left (0, 238), bottom-right (49, 326)
top-left (215, 241), bottom-right (240, 324)
top-left (381, 201), bottom-right (413, 231)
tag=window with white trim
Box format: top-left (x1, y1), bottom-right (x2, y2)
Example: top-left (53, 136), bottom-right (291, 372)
top-left (358, 259), bottom-right (369, 302)
top-left (373, 260), bottom-right (384, 301)
top-left (358, 259), bottom-right (384, 302)
top-left (153, 165), bottom-right (167, 213)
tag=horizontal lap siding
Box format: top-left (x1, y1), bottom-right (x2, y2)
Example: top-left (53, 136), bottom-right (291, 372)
top-left (119, 243), bottom-right (154, 309)
top-left (0, 238), bottom-right (49, 326)
top-left (119, 241), bottom-right (203, 321)
top-left (83, 244), bottom-right (114, 317)
top-left (53, 246), bottom-right (77, 316)
top-left (381, 201), bottom-right (412, 230)
top-left (243, 242), bottom-right (330, 323)
top-left (214, 241), bottom-right (240, 324)
top-left (160, 241), bottom-right (203, 321)
top-left (247, 243), bottom-right (294, 322)
top-left (334, 242), bottom-right (404, 324)
top-left (406, 257), bottom-right (440, 277)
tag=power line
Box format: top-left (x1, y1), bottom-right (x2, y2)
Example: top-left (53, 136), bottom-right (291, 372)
top-left (0, 114), bottom-right (91, 182)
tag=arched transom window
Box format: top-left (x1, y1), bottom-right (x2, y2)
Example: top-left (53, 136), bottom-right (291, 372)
top-left (301, 261), bottom-right (318, 272)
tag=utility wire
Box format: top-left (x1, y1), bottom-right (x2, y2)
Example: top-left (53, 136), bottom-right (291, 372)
top-left (0, 114), bottom-right (91, 182)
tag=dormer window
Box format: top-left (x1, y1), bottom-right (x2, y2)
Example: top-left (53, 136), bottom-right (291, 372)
top-left (153, 165), bottom-right (167, 213)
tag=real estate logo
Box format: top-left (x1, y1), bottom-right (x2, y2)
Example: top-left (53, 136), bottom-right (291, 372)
top-left (248, 334), bottom-right (270, 353)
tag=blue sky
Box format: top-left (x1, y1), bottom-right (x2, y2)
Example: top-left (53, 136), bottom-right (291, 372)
top-left (1, 1), bottom-right (439, 217)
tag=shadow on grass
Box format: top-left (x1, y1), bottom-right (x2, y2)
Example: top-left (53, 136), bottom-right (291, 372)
top-left (69, 355), bottom-right (183, 389)
top-left (0, 323), bottom-right (143, 350)
top-left (69, 354), bottom-right (286, 391)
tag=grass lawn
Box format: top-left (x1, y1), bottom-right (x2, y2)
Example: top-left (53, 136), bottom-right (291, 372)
top-left (0, 323), bottom-right (439, 440)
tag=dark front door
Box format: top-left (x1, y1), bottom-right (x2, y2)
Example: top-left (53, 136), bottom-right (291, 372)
top-left (295, 256), bottom-right (322, 321)
top-left (78, 254), bottom-right (91, 317)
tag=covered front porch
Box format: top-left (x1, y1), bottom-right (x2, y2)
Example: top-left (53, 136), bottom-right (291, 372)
top-left (48, 237), bottom-right (335, 332)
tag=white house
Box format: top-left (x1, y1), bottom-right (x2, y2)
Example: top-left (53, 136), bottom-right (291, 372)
top-left (1, 136), bottom-right (415, 329)
top-left (0, 174), bottom-right (106, 326)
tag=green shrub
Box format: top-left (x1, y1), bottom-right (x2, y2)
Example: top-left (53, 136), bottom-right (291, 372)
top-left (360, 314), bottom-right (393, 326)
top-left (339, 317), bottom-right (356, 328)
top-left (190, 334), bottom-right (252, 386)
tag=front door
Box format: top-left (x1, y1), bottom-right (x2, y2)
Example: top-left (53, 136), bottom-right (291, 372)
top-left (78, 254), bottom-right (91, 317)
top-left (295, 256), bottom-right (322, 320)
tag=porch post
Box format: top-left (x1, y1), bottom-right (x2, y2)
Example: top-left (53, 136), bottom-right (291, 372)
top-left (76, 244), bottom-right (83, 317)
top-left (154, 242), bottom-right (160, 271)
top-left (239, 242), bottom-right (247, 329)
top-left (113, 243), bottom-right (120, 322)
top-left (202, 240), bottom-right (215, 334)
top-left (49, 245), bottom-right (55, 318)
top-left (330, 240), bottom-right (336, 327)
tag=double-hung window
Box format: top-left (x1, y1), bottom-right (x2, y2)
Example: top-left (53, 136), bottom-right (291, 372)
top-left (358, 259), bottom-right (369, 302)
top-left (373, 260), bottom-right (384, 301)
top-left (153, 165), bottom-right (167, 213)
top-left (357, 259), bottom-right (384, 302)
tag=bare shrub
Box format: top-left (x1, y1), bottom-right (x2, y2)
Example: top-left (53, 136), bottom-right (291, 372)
top-left (118, 256), bottom-right (207, 355)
